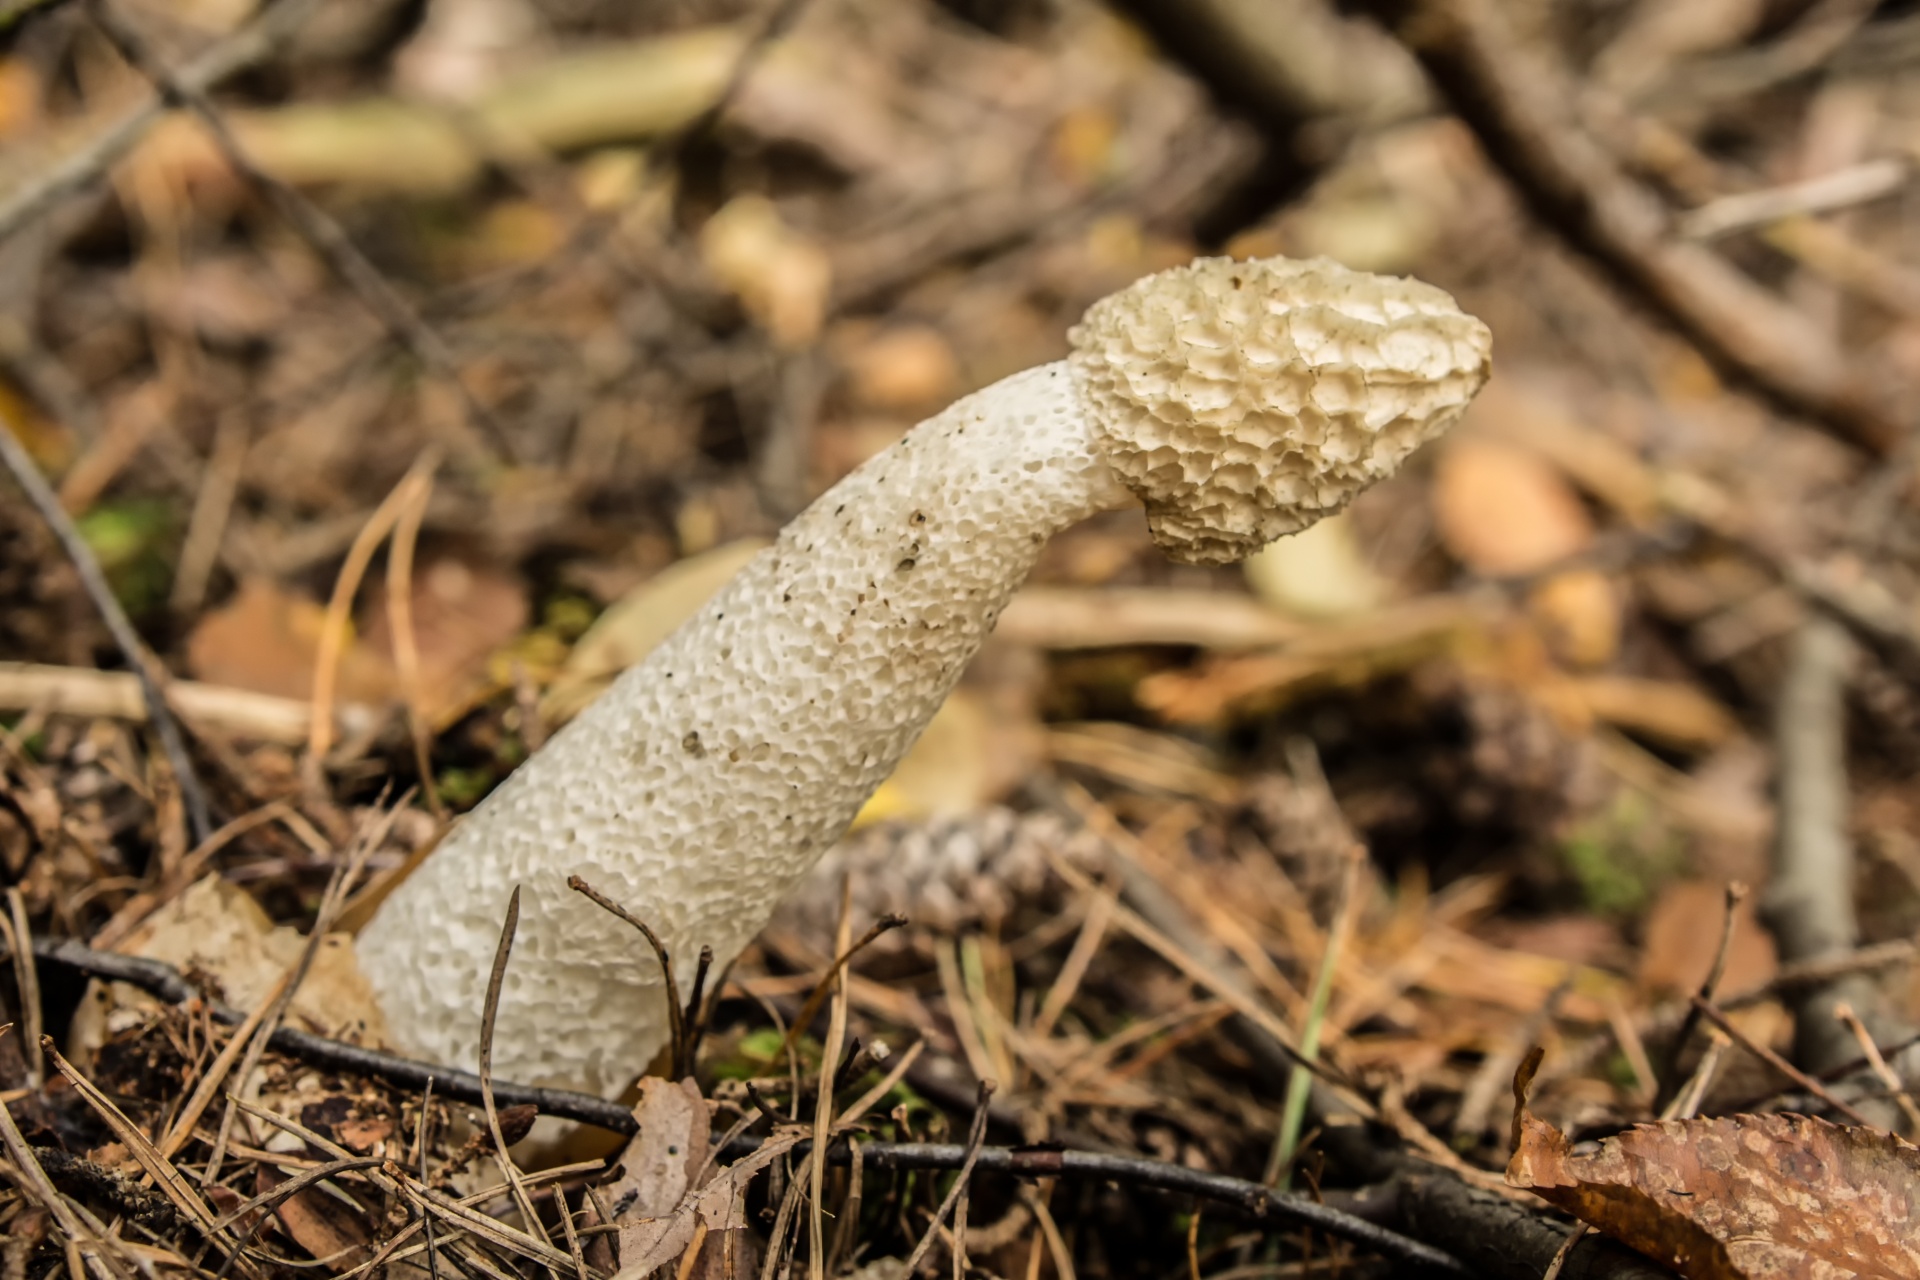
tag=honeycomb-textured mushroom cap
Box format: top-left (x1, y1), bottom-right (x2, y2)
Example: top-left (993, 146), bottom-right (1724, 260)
top-left (1070, 255), bottom-right (1492, 565)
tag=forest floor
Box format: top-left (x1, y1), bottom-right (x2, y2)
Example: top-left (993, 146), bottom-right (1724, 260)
top-left (5, 0), bottom-right (1920, 1276)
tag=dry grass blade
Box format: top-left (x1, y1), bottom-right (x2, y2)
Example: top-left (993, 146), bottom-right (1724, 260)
top-left (1657, 880), bottom-right (1747, 1111)
top-left (40, 1039), bottom-right (243, 1265)
top-left (233, 1090), bottom-right (598, 1280)
top-left (778, 911), bottom-right (908, 1068)
top-left (809, 877), bottom-right (855, 1280)
top-left (1031, 883), bottom-right (1118, 1043)
top-left (204, 805), bottom-right (395, 1182)
top-left (211, 1155), bottom-right (390, 1231)
top-left (393, 1179), bottom-right (583, 1273)
top-left (307, 452), bottom-right (440, 769)
top-left (754, 1165), bottom-right (805, 1280)
top-left (1270, 845), bottom-right (1364, 1187)
top-left (386, 459), bottom-right (445, 818)
top-left (1833, 1001), bottom-right (1920, 1138)
top-left (30, 937), bottom-right (647, 1133)
top-left (1045, 852), bottom-right (1344, 1094)
top-left (824, 1139), bottom-right (865, 1277)
top-left (478, 885), bottom-right (554, 1254)
top-left (833, 1039), bottom-right (925, 1132)
top-left (3, 889), bottom-right (43, 1086)
top-left (0, 1041), bottom-right (131, 1280)
top-left (157, 958), bottom-right (297, 1158)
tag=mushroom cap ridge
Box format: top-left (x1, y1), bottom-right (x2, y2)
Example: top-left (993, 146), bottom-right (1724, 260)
top-left (1070, 255), bottom-right (1493, 565)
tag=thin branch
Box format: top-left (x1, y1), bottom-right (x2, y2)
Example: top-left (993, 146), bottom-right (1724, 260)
top-left (0, 404), bottom-right (213, 843)
top-left (0, 0), bottom-right (323, 245)
top-left (1688, 997), bottom-right (1875, 1127)
top-left (840, 1138), bottom-right (1471, 1277)
top-left (1361, 0), bottom-right (1911, 455)
top-left (31, 935), bottom-right (641, 1130)
top-left (567, 874), bottom-right (685, 1074)
top-left (1656, 881), bottom-right (1747, 1111)
top-left (901, 1081), bottom-right (996, 1277)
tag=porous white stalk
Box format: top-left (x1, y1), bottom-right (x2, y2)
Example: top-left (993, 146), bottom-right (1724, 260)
top-left (356, 365), bottom-right (1131, 1097)
top-left (356, 255), bottom-right (1493, 1098)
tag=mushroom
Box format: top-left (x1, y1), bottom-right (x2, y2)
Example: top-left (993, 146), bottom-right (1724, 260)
top-left (354, 255), bottom-right (1492, 1098)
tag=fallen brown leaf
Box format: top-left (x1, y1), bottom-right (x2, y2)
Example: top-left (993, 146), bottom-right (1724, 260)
top-left (186, 578), bottom-right (392, 704)
top-left (359, 552), bottom-right (530, 726)
top-left (608, 1076), bottom-right (711, 1264)
top-left (1434, 437), bottom-right (1594, 575)
top-left (1638, 880), bottom-right (1776, 999)
top-left (1508, 1048), bottom-right (1920, 1279)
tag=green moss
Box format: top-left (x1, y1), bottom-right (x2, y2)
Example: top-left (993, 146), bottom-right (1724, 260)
top-left (1557, 789), bottom-right (1683, 917)
top-left (435, 765), bottom-right (495, 809)
top-left (77, 498), bottom-right (176, 617)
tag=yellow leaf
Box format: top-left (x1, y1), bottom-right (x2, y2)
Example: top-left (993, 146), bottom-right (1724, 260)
top-left (542, 539), bottom-right (769, 722)
top-left (851, 691), bottom-right (992, 830)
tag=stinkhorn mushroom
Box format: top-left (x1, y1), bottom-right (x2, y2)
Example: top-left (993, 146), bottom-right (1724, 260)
top-left (355, 255), bottom-right (1492, 1098)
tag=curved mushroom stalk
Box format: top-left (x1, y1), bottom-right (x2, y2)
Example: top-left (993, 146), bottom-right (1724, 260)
top-left (354, 256), bottom-right (1492, 1098)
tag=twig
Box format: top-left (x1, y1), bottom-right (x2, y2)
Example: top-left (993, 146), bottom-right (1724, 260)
top-left (0, 0), bottom-right (323, 245)
top-left (82, 0), bottom-right (516, 464)
top-left (0, 403), bottom-right (213, 843)
top-left (567, 874), bottom-right (684, 1074)
top-left (42, 1039), bottom-right (244, 1261)
top-left (1656, 881), bottom-right (1747, 1111)
top-left (1677, 158), bottom-right (1909, 240)
top-left (1833, 1001), bottom-right (1920, 1137)
top-left (842, 1139), bottom-right (1470, 1277)
top-left (1361, 0), bottom-right (1910, 455)
top-left (203, 812), bottom-right (389, 1183)
top-left (157, 957), bottom-right (296, 1160)
top-left (681, 944), bottom-right (716, 1077)
top-left (1687, 997), bottom-right (1875, 1126)
top-left (778, 911), bottom-right (908, 1064)
top-left (418, 1078), bottom-right (443, 1280)
top-left (1661, 1029), bottom-right (1730, 1122)
top-left (0, 659), bottom-right (379, 746)
top-left (902, 1081), bottom-right (996, 1276)
top-left (31, 935), bottom-right (646, 1131)
top-left (1539, 1224), bottom-right (1591, 1280)
top-left (1394, 1168), bottom-right (1666, 1280)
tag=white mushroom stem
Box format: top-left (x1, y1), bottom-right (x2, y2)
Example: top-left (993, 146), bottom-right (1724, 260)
top-left (355, 256), bottom-right (1492, 1098)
